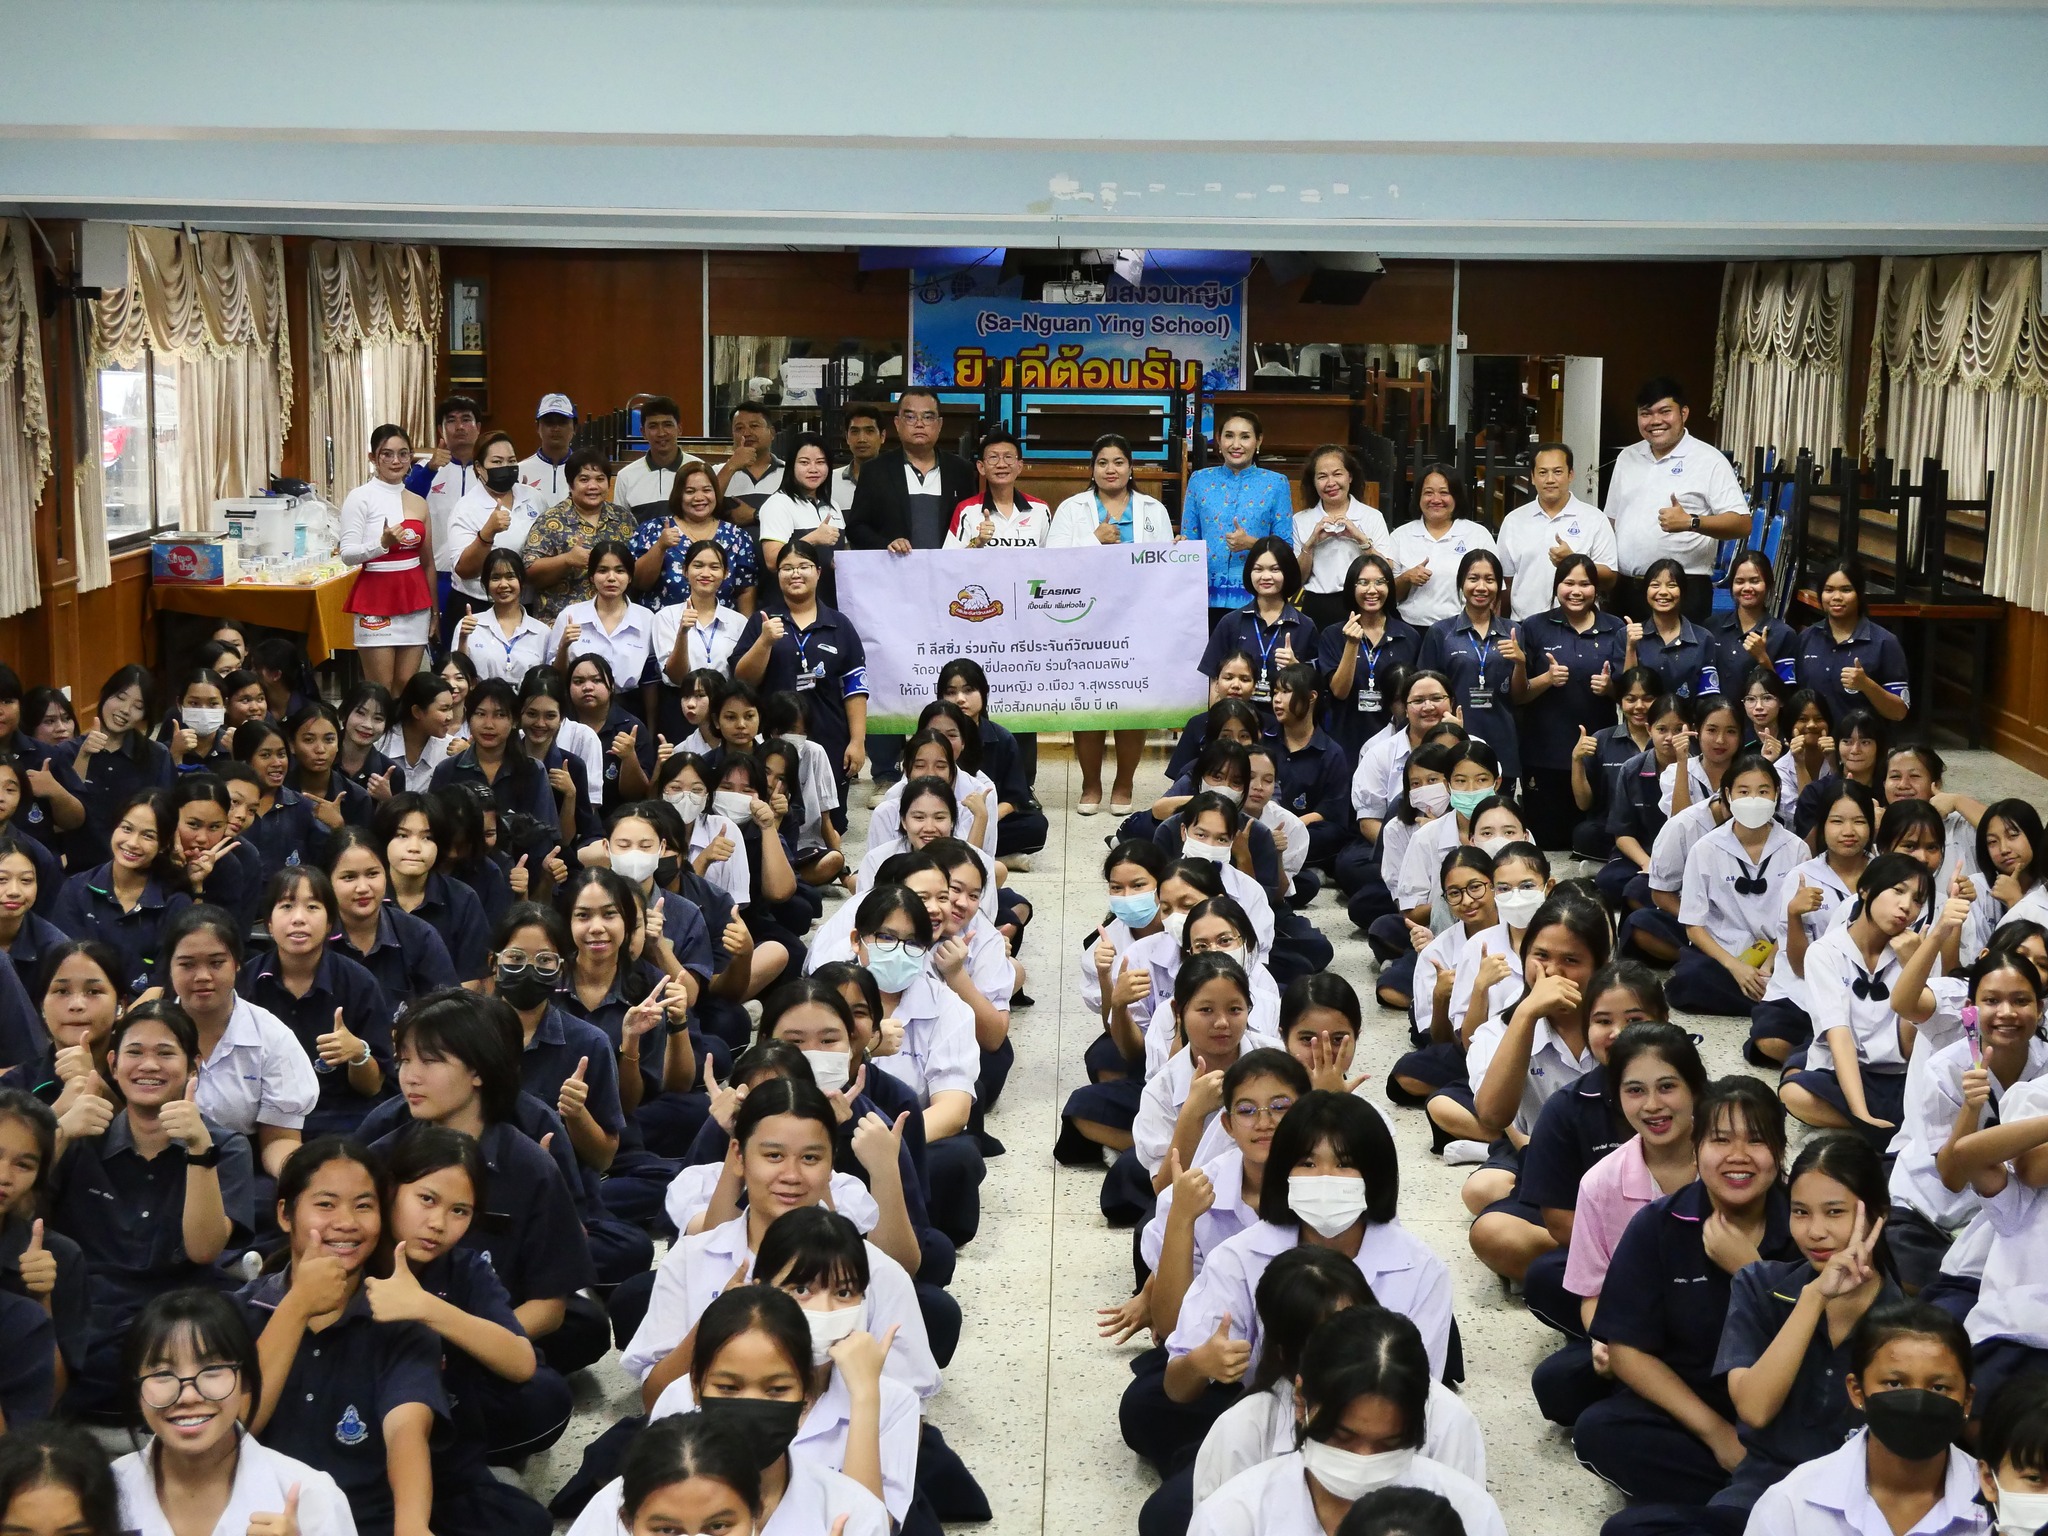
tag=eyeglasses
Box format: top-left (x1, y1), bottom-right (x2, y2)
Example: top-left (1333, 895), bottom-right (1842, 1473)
top-left (139, 1364), bottom-right (239, 1409)
top-left (1231, 1097), bottom-right (1295, 1124)
top-left (499, 948), bottom-right (565, 979)
top-left (1445, 882), bottom-right (1490, 906)
top-left (866, 935), bottom-right (929, 960)
top-left (897, 411), bottom-right (940, 424)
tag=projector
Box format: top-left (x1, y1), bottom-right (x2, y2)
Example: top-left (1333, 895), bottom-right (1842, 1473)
top-left (1041, 279), bottom-right (1107, 304)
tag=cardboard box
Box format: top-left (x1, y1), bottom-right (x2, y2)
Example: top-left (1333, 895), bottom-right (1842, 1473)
top-left (151, 531), bottom-right (240, 586)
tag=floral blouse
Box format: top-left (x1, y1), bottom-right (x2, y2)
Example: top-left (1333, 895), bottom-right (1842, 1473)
top-left (521, 499), bottom-right (640, 622)
top-left (630, 515), bottom-right (760, 610)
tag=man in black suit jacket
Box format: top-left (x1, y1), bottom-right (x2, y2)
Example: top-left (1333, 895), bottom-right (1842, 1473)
top-left (845, 386), bottom-right (979, 552)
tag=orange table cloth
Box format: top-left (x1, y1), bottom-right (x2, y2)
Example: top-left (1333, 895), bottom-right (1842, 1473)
top-left (152, 571), bottom-right (360, 665)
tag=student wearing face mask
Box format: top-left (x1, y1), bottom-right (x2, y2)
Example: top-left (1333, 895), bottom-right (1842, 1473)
top-left (1979, 1374), bottom-right (2048, 1536)
top-left (1388, 849), bottom-right (1499, 1104)
top-left (1131, 896), bottom-right (1279, 1079)
top-left (448, 431), bottom-right (549, 625)
top-left (1668, 755), bottom-right (1807, 1017)
top-left (1359, 741), bottom-right (1462, 978)
top-left (1175, 794), bottom-right (1281, 966)
top-left (1151, 745), bottom-right (1284, 895)
top-left (1188, 1307), bottom-right (1506, 1536)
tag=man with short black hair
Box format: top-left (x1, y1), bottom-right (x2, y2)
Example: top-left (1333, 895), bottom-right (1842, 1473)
top-left (406, 394), bottom-right (481, 647)
top-left (715, 403), bottom-right (783, 524)
top-left (520, 392), bottom-right (577, 504)
top-left (612, 395), bottom-right (699, 519)
top-left (1496, 441), bottom-right (1617, 623)
top-left (845, 387), bottom-right (977, 554)
top-left (830, 404), bottom-right (885, 512)
top-left (1604, 377), bottom-right (1750, 621)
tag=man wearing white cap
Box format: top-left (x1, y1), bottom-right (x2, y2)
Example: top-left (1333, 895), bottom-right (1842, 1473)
top-left (520, 393), bottom-right (578, 505)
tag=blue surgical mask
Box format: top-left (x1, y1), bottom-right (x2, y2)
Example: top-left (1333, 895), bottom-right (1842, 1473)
top-left (864, 944), bottom-right (925, 994)
top-left (1109, 891), bottom-right (1159, 929)
top-left (1449, 788), bottom-right (1490, 817)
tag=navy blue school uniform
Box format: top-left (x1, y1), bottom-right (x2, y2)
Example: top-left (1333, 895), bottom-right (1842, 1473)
top-left (976, 716), bottom-right (1046, 858)
top-left (409, 1244), bottom-right (572, 1466)
top-left (450, 855), bottom-right (513, 931)
top-left (1198, 602), bottom-right (1318, 696)
top-left (1153, 808), bottom-right (1283, 897)
top-left (735, 603), bottom-right (868, 796)
top-left (238, 788), bottom-right (328, 883)
top-left (1705, 612), bottom-right (1797, 697)
top-left (47, 1113), bottom-right (254, 1414)
top-left (1605, 748), bottom-right (1671, 859)
top-left (1274, 727), bottom-right (1350, 866)
top-left (559, 960), bottom-right (697, 1108)
top-left (1575, 1180), bottom-right (1797, 1507)
top-left (1790, 617), bottom-right (1911, 723)
top-left (339, 744), bottom-right (397, 790)
top-left (189, 839), bottom-right (265, 934)
top-left (5, 744), bottom-right (80, 866)
top-left (329, 905), bottom-right (460, 1006)
top-left (0, 1215), bottom-right (89, 1383)
top-left (1314, 615), bottom-right (1422, 757)
top-left (0, 912), bottom-right (65, 1011)
top-left (1632, 616), bottom-right (1716, 700)
top-left (1419, 613), bottom-right (1523, 781)
top-left (237, 948), bottom-right (398, 1136)
top-left (0, 1291), bottom-right (55, 1425)
top-left (235, 1273), bottom-right (452, 1536)
top-left (664, 870), bottom-right (749, 1050)
top-left (649, 889), bottom-right (717, 992)
top-left (295, 767), bottom-right (374, 828)
top-left (1577, 726), bottom-right (1649, 859)
top-left (518, 1003), bottom-right (627, 1152)
top-left (156, 718), bottom-right (234, 774)
top-left (399, 873), bottom-right (491, 983)
top-left (1792, 771), bottom-right (1880, 841)
top-left (579, 705), bottom-right (648, 817)
top-left (1516, 611), bottom-right (1630, 774)
top-left (5, 824), bottom-right (65, 918)
top-left (430, 753), bottom-right (559, 863)
top-left (542, 744), bottom-right (602, 849)
top-left (1515, 1065), bottom-right (1630, 1337)
top-left (49, 865), bottom-right (192, 997)
top-left (61, 733), bottom-right (175, 865)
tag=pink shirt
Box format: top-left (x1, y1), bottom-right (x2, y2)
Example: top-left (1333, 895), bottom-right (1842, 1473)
top-left (1563, 1136), bottom-right (1658, 1298)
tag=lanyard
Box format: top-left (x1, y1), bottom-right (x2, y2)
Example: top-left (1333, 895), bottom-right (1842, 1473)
top-left (689, 613), bottom-right (723, 669)
top-left (792, 625), bottom-right (815, 675)
top-left (1249, 614), bottom-right (1285, 675)
top-left (1469, 628), bottom-right (1495, 677)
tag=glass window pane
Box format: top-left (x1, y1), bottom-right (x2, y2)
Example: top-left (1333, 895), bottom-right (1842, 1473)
top-left (151, 357), bottom-right (181, 530)
top-left (99, 366), bottom-right (150, 540)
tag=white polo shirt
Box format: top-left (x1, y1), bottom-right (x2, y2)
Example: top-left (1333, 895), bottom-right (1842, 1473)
top-left (722, 457), bottom-right (784, 511)
top-left (650, 602), bottom-right (746, 680)
top-left (193, 996), bottom-right (320, 1136)
top-left (420, 460), bottom-right (475, 572)
top-left (1291, 498), bottom-right (1390, 593)
top-left (1386, 518), bottom-right (1496, 626)
top-left (444, 483), bottom-right (548, 601)
top-left (867, 972), bottom-right (980, 1106)
top-left (1495, 494), bottom-right (1618, 621)
top-left (611, 452), bottom-right (700, 517)
top-left (459, 608), bottom-right (552, 688)
top-left (1605, 430), bottom-right (1747, 577)
top-left (1349, 722), bottom-right (1411, 821)
top-left (830, 462), bottom-right (861, 511)
top-left (518, 451), bottom-right (569, 505)
top-left (757, 491), bottom-right (846, 548)
top-left (547, 600), bottom-right (656, 692)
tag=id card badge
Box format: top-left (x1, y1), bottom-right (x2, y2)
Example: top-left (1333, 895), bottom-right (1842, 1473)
top-left (1357, 686), bottom-right (1382, 714)
top-left (1466, 684), bottom-right (1494, 712)
top-left (795, 666), bottom-right (820, 692)
top-left (1252, 675), bottom-right (1274, 704)
top-left (1738, 936), bottom-right (1778, 968)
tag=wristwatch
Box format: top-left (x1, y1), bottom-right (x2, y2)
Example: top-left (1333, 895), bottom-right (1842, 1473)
top-left (1688, 512), bottom-right (1702, 532)
top-left (187, 1143), bottom-right (224, 1168)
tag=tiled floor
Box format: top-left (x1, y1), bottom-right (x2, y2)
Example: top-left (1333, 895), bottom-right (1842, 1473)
top-left (518, 745), bottom-right (2048, 1532)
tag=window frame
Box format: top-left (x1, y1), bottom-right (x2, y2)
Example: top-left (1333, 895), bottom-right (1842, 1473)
top-left (100, 346), bottom-right (180, 548)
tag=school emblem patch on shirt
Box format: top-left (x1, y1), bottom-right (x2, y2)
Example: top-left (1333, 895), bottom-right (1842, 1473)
top-left (335, 1404), bottom-right (369, 1446)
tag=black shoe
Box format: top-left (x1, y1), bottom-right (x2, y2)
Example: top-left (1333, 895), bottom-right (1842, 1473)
top-left (1010, 990), bottom-right (1035, 1009)
top-left (1053, 1120), bottom-right (1105, 1166)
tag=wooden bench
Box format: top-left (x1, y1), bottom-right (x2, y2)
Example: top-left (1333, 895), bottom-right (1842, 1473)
top-left (1792, 589), bottom-right (2004, 747)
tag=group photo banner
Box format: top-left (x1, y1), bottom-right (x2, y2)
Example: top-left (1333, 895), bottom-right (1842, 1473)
top-left (908, 267), bottom-right (1245, 392)
top-left (836, 544), bottom-right (1211, 734)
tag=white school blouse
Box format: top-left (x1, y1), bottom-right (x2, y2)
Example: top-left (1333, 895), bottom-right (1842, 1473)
top-left (867, 768), bottom-right (1001, 857)
top-left (868, 971), bottom-right (980, 1107)
top-left (1645, 801), bottom-right (1723, 898)
top-left (1465, 1010), bottom-right (1598, 1137)
top-left (1139, 1145), bottom-right (1261, 1275)
top-left (547, 600), bottom-right (655, 691)
top-left (375, 726), bottom-right (450, 793)
top-left (1888, 1035), bottom-right (2048, 1232)
top-left (568, 1460), bottom-right (891, 1536)
top-left (1349, 724), bottom-right (1411, 822)
top-left (1966, 1075), bottom-right (2048, 1352)
top-left (1802, 925), bottom-right (1912, 1076)
top-left (1759, 854), bottom-right (1858, 1013)
top-left (618, 1212), bottom-right (939, 1399)
top-left (1132, 1035), bottom-right (1283, 1177)
top-left (1078, 915), bottom-right (1145, 1018)
top-left (459, 608), bottom-right (551, 687)
top-left (1410, 922), bottom-right (1475, 1040)
top-left (193, 997), bottom-right (320, 1136)
top-left (1292, 499), bottom-right (1390, 593)
top-left (1676, 820), bottom-right (1808, 955)
top-left (1446, 922), bottom-right (1521, 1036)
top-left (854, 838), bottom-right (999, 922)
top-left (1740, 1430), bottom-right (1987, 1536)
top-left (661, 1163), bottom-right (879, 1238)
top-left (1192, 1376), bottom-right (1485, 1498)
top-left (650, 601), bottom-right (746, 680)
top-left (1190, 1451), bottom-right (1507, 1536)
top-left (1394, 811), bottom-right (1462, 913)
top-left (115, 1434), bottom-right (356, 1536)
top-left (1141, 954), bottom-right (1282, 1079)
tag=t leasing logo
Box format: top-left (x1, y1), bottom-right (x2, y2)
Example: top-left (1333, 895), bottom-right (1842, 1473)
top-left (1024, 578), bottom-right (1095, 623)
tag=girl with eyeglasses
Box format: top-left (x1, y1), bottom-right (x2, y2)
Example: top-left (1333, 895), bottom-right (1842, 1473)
top-left (110, 1289), bottom-right (354, 1536)
top-left (486, 901), bottom-right (624, 1174)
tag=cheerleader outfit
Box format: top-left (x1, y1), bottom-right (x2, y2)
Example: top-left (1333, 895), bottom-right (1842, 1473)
top-left (341, 479), bottom-right (434, 648)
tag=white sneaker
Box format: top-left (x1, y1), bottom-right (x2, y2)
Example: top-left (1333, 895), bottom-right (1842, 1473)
top-left (1006, 854), bottom-right (1032, 873)
top-left (1441, 1139), bottom-right (1491, 1166)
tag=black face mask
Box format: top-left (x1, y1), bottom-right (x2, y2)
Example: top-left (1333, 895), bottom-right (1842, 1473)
top-left (484, 464), bottom-right (520, 494)
top-left (1861, 1388), bottom-right (1965, 1462)
top-left (696, 1394), bottom-right (802, 1470)
top-left (656, 854), bottom-right (681, 886)
top-left (494, 965), bottom-right (557, 1011)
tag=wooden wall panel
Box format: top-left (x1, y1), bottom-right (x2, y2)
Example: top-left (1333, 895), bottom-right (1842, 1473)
top-left (1989, 602), bottom-right (2048, 776)
top-left (709, 252), bottom-right (907, 345)
top-left (1245, 260), bottom-right (1455, 346)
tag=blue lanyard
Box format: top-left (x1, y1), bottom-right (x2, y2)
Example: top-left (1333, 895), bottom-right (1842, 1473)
top-left (689, 613), bottom-right (722, 668)
top-left (792, 625), bottom-right (814, 674)
top-left (1469, 629), bottom-right (1495, 677)
top-left (1249, 614), bottom-right (1285, 674)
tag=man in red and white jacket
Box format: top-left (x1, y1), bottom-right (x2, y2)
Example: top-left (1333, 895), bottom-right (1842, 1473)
top-left (943, 428), bottom-right (1051, 549)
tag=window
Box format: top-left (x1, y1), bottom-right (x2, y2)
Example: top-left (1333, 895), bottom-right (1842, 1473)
top-left (101, 351), bottom-right (180, 542)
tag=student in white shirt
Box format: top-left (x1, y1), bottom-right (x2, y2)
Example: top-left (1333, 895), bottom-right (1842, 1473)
top-left (1747, 778), bottom-right (1876, 1068)
top-left (653, 539), bottom-right (748, 742)
top-left (943, 428), bottom-right (1049, 549)
top-left (446, 431), bottom-right (549, 615)
top-left (112, 1290), bottom-right (356, 1536)
top-left (1741, 1304), bottom-right (1983, 1536)
top-left (1386, 463), bottom-right (1495, 628)
top-left (548, 540), bottom-right (655, 705)
top-left (1604, 377), bottom-right (1751, 622)
top-left (1291, 445), bottom-right (1390, 632)
top-left (1669, 752), bottom-right (1808, 1017)
top-left (457, 548), bottom-right (552, 689)
top-left (1496, 442), bottom-right (1619, 623)
top-left (612, 396), bottom-right (700, 519)
top-left (1187, 1306), bottom-right (1505, 1536)
top-left (756, 432), bottom-right (846, 572)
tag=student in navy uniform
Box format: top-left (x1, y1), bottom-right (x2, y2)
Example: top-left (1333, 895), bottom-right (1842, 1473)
top-left (1573, 1077), bottom-right (1797, 1511)
top-left (380, 1124), bottom-right (575, 1468)
top-left (240, 866), bottom-right (398, 1138)
top-left (1790, 558), bottom-right (1911, 726)
top-left (0, 835), bottom-right (62, 1018)
top-left (1266, 664), bottom-right (1349, 869)
top-left (635, 797), bottom-right (757, 1051)
top-left (1419, 549), bottom-right (1524, 788)
top-left (319, 826), bottom-right (458, 1002)
top-left (430, 782), bottom-right (516, 932)
top-left (1791, 707), bottom-right (1886, 839)
top-left (61, 665), bottom-right (176, 868)
top-left (1317, 552), bottom-right (1422, 761)
top-left (562, 654), bottom-right (656, 815)
top-left (734, 538), bottom-right (869, 805)
top-left (430, 681), bottom-right (561, 868)
top-left (281, 703), bottom-right (371, 831)
top-left (157, 668), bottom-right (235, 774)
top-left (1164, 682), bottom-right (1265, 791)
top-left (162, 776), bottom-right (261, 934)
top-left (0, 761), bottom-right (68, 917)
top-left (51, 789), bottom-right (192, 998)
top-left (1704, 550), bottom-right (1797, 700)
top-left (336, 680), bottom-right (399, 790)
top-left (373, 793), bottom-right (491, 983)
top-left (367, 990), bottom-right (605, 1381)
top-left (229, 719), bottom-right (329, 883)
top-left (1, 940), bottom-right (124, 1112)
top-left (47, 1000), bottom-right (254, 1418)
top-left (0, 1090), bottom-right (89, 1414)
top-left (1514, 553), bottom-right (1631, 852)
top-left (1198, 539), bottom-right (1320, 733)
top-left (513, 674), bottom-right (602, 852)
top-left (1569, 665), bottom-right (1661, 865)
top-left (1625, 558), bottom-right (1717, 702)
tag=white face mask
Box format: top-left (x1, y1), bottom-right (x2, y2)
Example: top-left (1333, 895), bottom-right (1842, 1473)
top-left (666, 787), bottom-right (707, 822)
top-left (712, 789), bottom-right (753, 822)
top-left (1182, 839), bottom-right (1228, 865)
top-left (1729, 795), bottom-right (1778, 829)
top-left (1203, 782), bottom-right (1245, 805)
top-left (1996, 1486), bottom-right (2048, 1536)
top-left (1298, 1440), bottom-right (1417, 1502)
top-left (1162, 911), bottom-right (1189, 944)
top-left (802, 1298), bottom-right (869, 1365)
top-left (802, 1048), bottom-right (852, 1094)
top-left (183, 706), bottom-right (226, 737)
top-left (1494, 888), bottom-right (1545, 930)
top-left (1288, 1173), bottom-right (1368, 1237)
top-left (610, 848), bottom-right (658, 883)
top-left (1409, 782), bottom-right (1450, 817)
top-left (1475, 835), bottom-right (1512, 858)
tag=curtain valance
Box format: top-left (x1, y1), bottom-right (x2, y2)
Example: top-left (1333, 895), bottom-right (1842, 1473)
top-left (308, 241), bottom-right (441, 351)
top-left (1861, 253), bottom-right (2048, 457)
top-left (1710, 260), bottom-right (1854, 473)
top-left (92, 226), bottom-right (292, 409)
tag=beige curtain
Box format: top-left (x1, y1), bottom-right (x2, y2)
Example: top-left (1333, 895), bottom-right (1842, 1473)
top-left (1864, 253), bottom-right (2048, 607)
top-left (0, 219), bottom-right (52, 618)
top-left (91, 226), bottom-right (293, 532)
top-left (1711, 261), bottom-right (1854, 476)
top-left (306, 241), bottom-right (440, 501)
